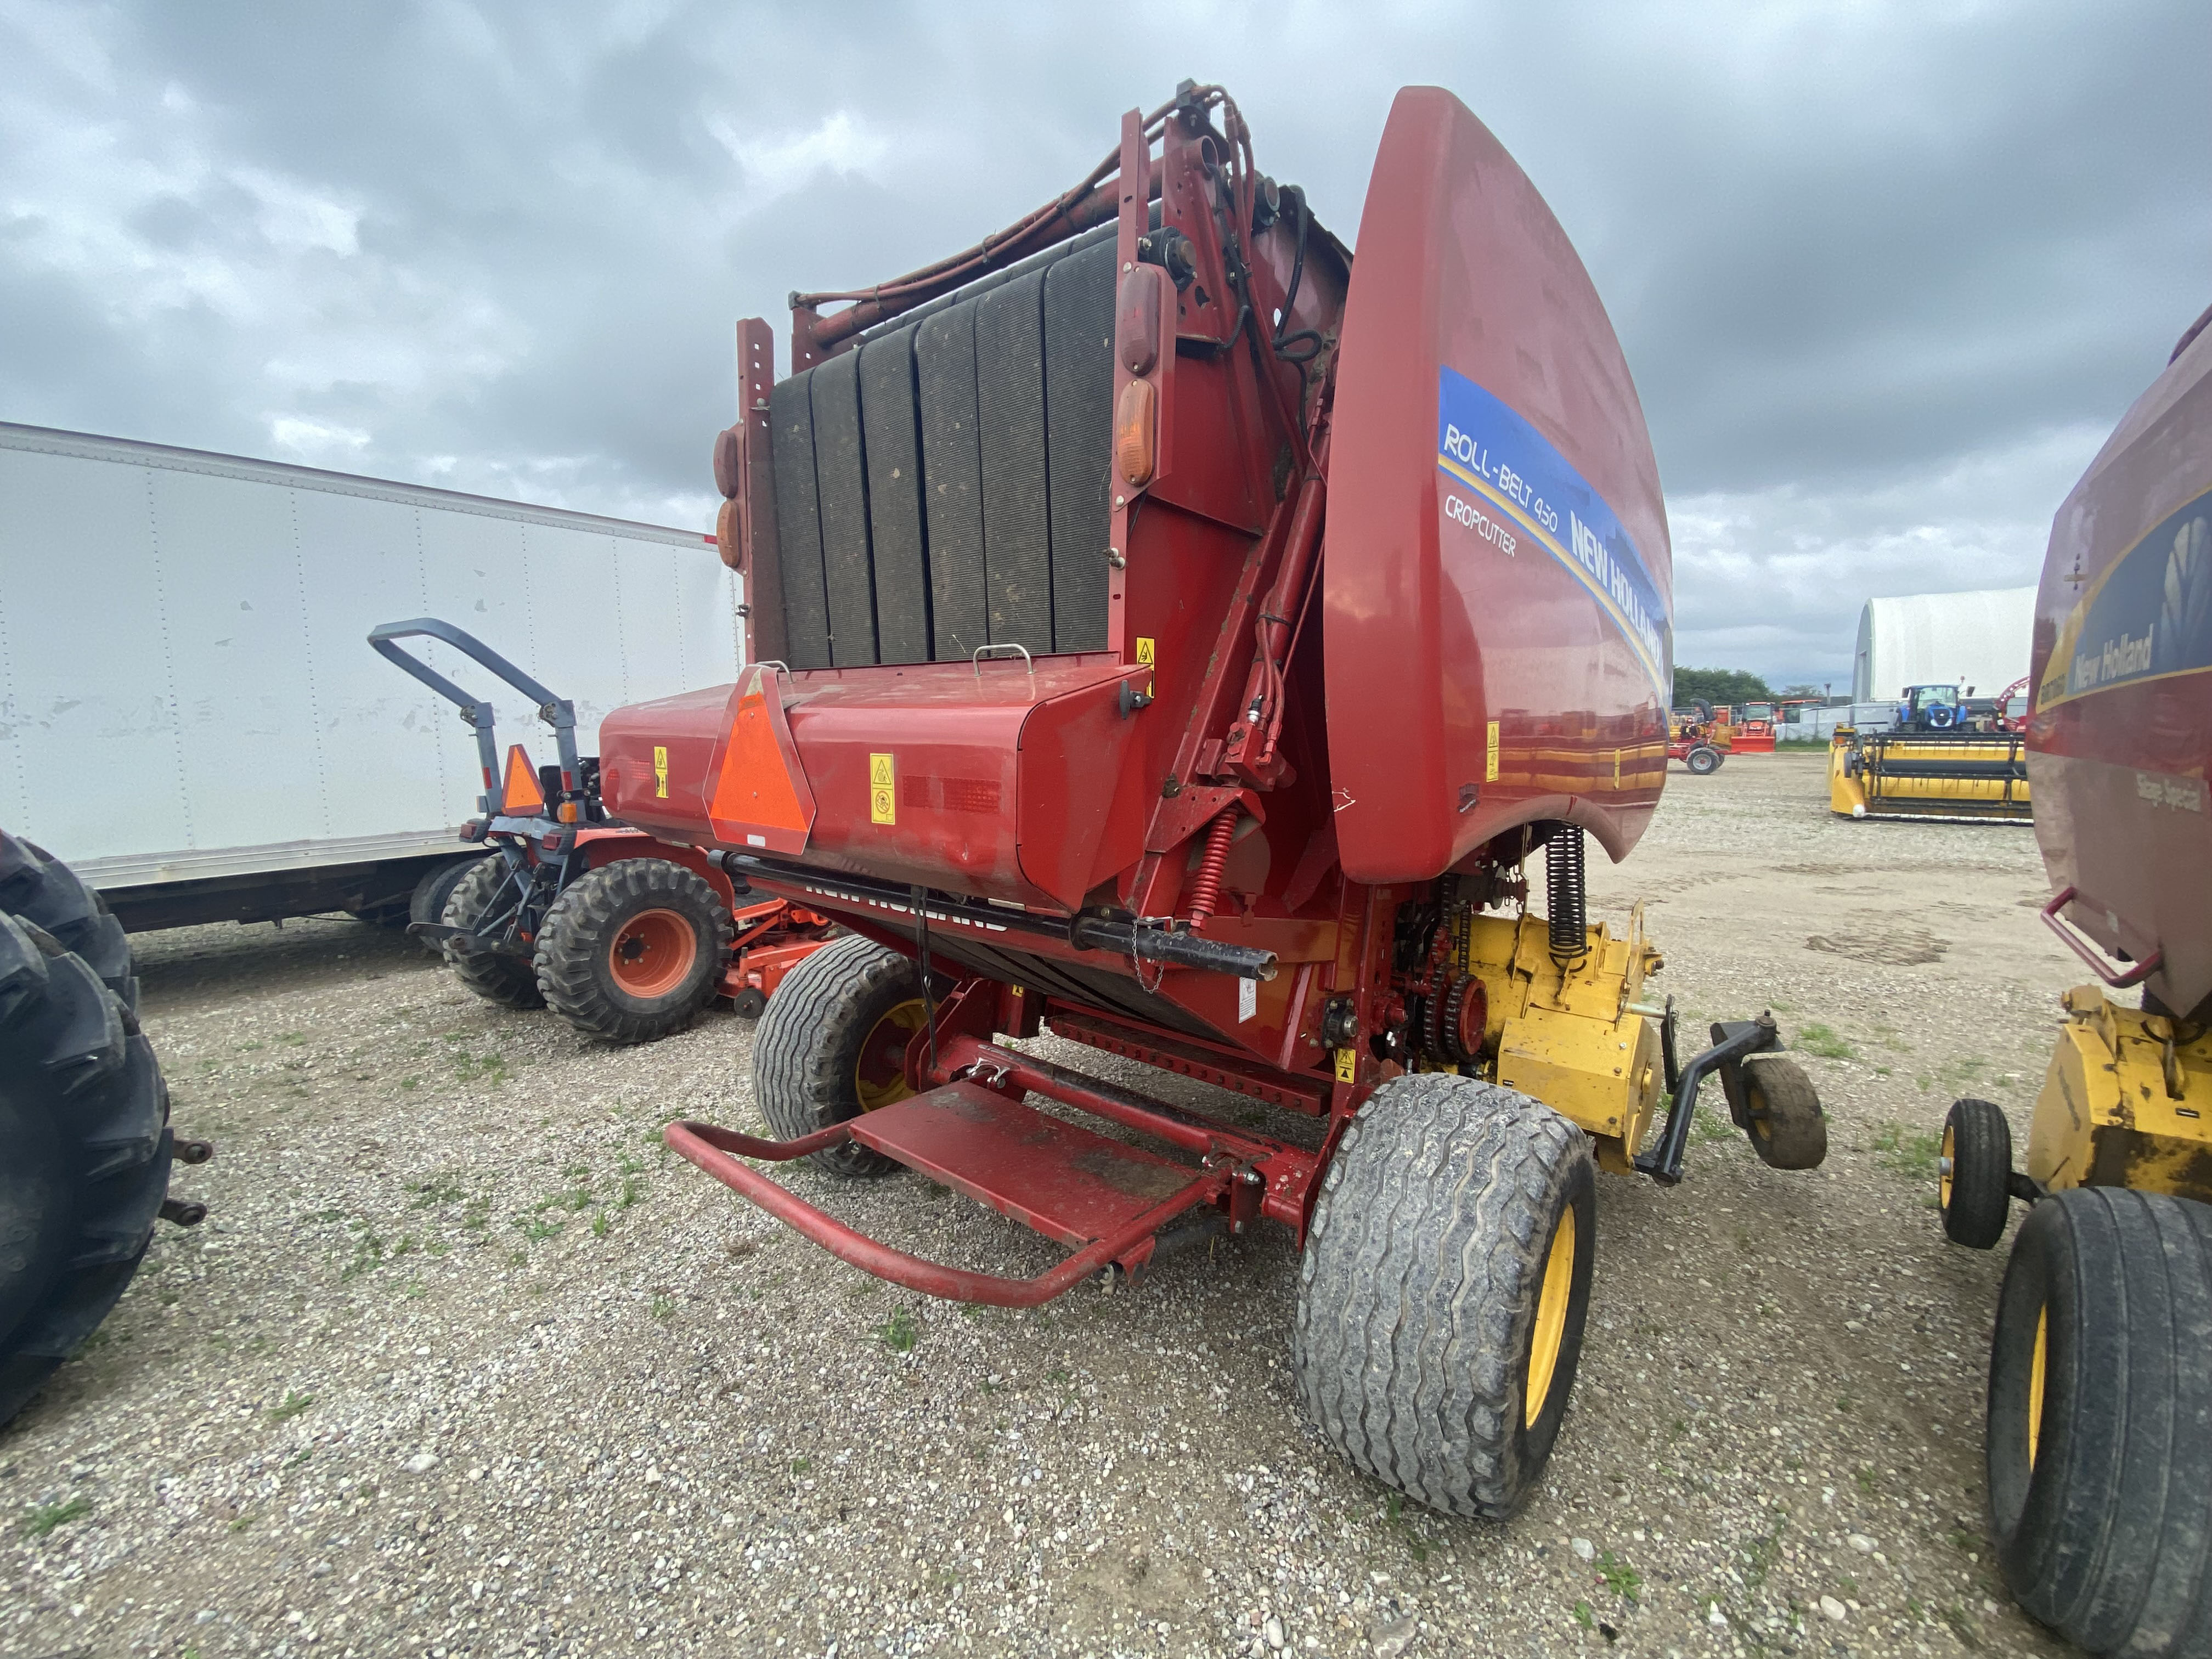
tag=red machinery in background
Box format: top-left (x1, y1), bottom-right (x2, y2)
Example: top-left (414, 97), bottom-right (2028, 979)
top-left (370, 619), bottom-right (833, 1039)
top-left (614, 83), bottom-right (1824, 1520)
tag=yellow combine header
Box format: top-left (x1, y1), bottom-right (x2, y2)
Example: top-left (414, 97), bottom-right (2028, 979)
top-left (1828, 727), bottom-right (2032, 821)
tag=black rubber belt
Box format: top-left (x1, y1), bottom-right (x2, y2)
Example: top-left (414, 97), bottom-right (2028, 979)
top-left (766, 371), bottom-right (833, 670)
top-left (915, 302), bottom-right (990, 662)
top-left (809, 350), bottom-right (878, 667)
top-left (1042, 239), bottom-right (1116, 653)
top-left (974, 269), bottom-right (1054, 653)
top-left (860, 329), bottom-right (932, 664)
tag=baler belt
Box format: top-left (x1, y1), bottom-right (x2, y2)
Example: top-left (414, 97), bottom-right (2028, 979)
top-left (975, 270), bottom-right (1055, 651)
top-left (860, 330), bottom-right (932, 664)
top-left (915, 303), bottom-right (990, 662)
top-left (810, 349), bottom-right (878, 667)
top-left (767, 374), bottom-right (833, 670)
top-left (1043, 241), bottom-right (1116, 653)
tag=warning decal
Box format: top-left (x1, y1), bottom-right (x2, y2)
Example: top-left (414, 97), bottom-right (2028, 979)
top-left (868, 753), bottom-right (896, 826)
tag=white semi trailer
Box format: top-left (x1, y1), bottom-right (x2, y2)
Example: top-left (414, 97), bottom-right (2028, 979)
top-left (0, 421), bottom-right (740, 932)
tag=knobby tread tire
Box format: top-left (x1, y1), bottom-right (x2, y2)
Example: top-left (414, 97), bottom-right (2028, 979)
top-left (1943, 1097), bottom-right (2013, 1250)
top-left (1294, 1074), bottom-right (1596, 1520)
top-left (0, 907), bottom-right (171, 1427)
top-left (753, 934), bottom-right (936, 1179)
top-left (440, 858), bottom-right (544, 1009)
top-left (0, 832), bottom-right (137, 1012)
top-left (1989, 1188), bottom-right (2212, 1658)
top-left (409, 855), bottom-right (488, 955)
top-left (533, 859), bottom-right (732, 1046)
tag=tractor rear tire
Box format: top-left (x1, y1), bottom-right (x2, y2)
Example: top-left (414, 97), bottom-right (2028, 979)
top-left (1987, 1188), bottom-right (2212, 1657)
top-left (0, 909), bottom-right (172, 1427)
top-left (534, 859), bottom-right (732, 1045)
top-left (1941, 1098), bottom-right (2013, 1250)
top-left (1740, 1055), bottom-right (1827, 1170)
top-left (1686, 744), bottom-right (1722, 776)
top-left (1293, 1074), bottom-right (1595, 1519)
top-left (408, 855), bottom-right (488, 955)
top-left (754, 934), bottom-right (940, 1179)
top-left (0, 833), bottom-right (136, 1011)
top-left (439, 859), bottom-right (544, 1009)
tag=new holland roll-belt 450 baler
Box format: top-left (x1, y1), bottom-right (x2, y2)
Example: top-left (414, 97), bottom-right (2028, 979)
top-left (608, 83), bottom-right (1828, 1517)
top-left (1929, 308), bottom-right (2212, 1658)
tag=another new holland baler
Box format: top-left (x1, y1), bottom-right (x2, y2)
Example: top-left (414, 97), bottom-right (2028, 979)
top-left (609, 83), bottom-right (1826, 1517)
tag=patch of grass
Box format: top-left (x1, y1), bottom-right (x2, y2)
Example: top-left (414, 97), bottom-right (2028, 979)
top-left (21, 1496), bottom-right (91, 1537)
top-left (1948, 1527), bottom-right (1982, 1554)
top-left (1595, 1551), bottom-right (1641, 1603)
top-left (877, 1306), bottom-right (918, 1353)
top-left (1943, 1602), bottom-right (1982, 1645)
top-left (227, 1512), bottom-right (258, 1533)
top-left (268, 1390), bottom-right (314, 1424)
top-left (1796, 1023), bottom-right (1858, 1060)
top-left (1855, 1464), bottom-right (1881, 1494)
top-left (514, 1216), bottom-right (563, 1243)
top-left (790, 1455), bottom-right (811, 1475)
top-left (591, 1211), bottom-right (609, 1239)
top-left (1572, 1601), bottom-right (1595, 1630)
top-left (618, 1175), bottom-right (645, 1210)
top-left (1690, 1108), bottom-right (1738, 1146)
top-left (650, 1295), bottom-right (676, 1321)
top-left (411, 1175), bottom-right (465, 1208)
top-left (340, 1223), bottom-right (385, 1281)
top-left (453, 1050), bottom-right (509, 1086)
top-left (1741, 1509), bottom-right (1787, 1593)
top-left (398, 1075), bottom-right (421, 1092)
top-left (535, 1186), bottom-right (592, 1214)
top-left (1871, 1122), bottom-right (1943, 1181)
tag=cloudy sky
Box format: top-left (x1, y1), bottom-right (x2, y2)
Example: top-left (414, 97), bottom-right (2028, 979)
top-left (3, 1), bottom-right (2204, 689)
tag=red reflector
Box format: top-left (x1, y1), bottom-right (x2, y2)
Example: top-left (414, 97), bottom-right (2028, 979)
top-left (501, 745), bottom-right (545, 815)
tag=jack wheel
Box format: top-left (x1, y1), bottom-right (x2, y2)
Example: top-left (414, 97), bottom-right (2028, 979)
top-left (1739, 1055), bottom-right (1827, 1169)
top-left (439, 858), bottom-right (544, 1009)
top-left (1940, 1097), bottom-right (2013, 1249)
top-left (1685, 744), bottom-right (1722, 776)
top-left (731, 986), bottom-right (768, 1019)
top-left (1294, 1074), bottom-right (1595, 1519)
top-left (535, 860), bottom-right (732, 1045)
top-left (754, 935), bottom-right (945, 1178)
top-left (1987, 1188), bottom-right (2212, 1656)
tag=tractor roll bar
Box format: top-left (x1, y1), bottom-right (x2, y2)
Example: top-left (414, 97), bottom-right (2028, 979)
top-left (368, 618), bottom-right (582, 784)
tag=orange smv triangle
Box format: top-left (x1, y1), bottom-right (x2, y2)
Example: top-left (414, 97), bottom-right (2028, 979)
top-left (501, 744), bottom-right (545, 815)
top-left (708, 669), bottom-right (814, 853)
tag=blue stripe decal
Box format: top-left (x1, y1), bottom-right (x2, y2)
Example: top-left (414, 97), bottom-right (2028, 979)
top-left (1435, 367), bottom-right (1671, 697)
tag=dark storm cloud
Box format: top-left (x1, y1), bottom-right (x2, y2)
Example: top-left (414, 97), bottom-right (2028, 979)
top-left (2, 0), bottom-right (2205, 680)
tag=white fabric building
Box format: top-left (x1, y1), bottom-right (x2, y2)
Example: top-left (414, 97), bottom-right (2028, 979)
top-left (1851, 587), bottom-right (2036, 703)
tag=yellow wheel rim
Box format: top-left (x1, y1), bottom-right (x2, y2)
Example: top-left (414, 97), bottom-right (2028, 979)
top-left (854, 997), bottom-right (928, 1113)
top-left (1526, 1206), bottom-right (1577, 1428)
top-left (1939, 1122), bottom-right (1956, 1211)
top-left (2027, 1304), bottom-right (2049, 1469)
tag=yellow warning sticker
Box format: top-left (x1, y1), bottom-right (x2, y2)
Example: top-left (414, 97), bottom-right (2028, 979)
top-left (1485, 720), bottom-right (1500, 782)
top-left (1333, 1047), bottom-right (1357, 1085)
top-left (1135, 636), bottom-right (1155, 667)
top-left (868, 752), bottom-right (896, 825)
top-left (653, 745), bottom-right (669, 799)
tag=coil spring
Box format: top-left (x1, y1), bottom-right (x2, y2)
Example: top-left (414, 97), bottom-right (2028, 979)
top-left (1547, 823), bottom-right (1588, 957)
top-left (1183, 810), bottom-right (1239, 928)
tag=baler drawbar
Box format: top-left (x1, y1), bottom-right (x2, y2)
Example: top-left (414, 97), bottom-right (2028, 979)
top-left (612, 81), bottom-right (1829, 1519)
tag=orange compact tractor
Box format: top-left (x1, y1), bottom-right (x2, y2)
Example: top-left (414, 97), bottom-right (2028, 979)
top-left (599, 83), bottom-right (1825, 1517)
top-left (370, 620), bottom-right (833, 1038)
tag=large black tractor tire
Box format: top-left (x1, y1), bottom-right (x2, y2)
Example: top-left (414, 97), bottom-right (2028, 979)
top-left (1685, 744), bottom-right (1722, 776)
top-left (754, 934), bottom-right (942, 1179)
top-left (439, 858), bottom-right (544, 1009)
top-left (534, 859), bottom-right (733, 1045)
top-left (1739, 1054), bottom-right (1827, 1170)
top-left (0, 833), bottom-right (136, 1011)
top-left (407, 855), bottom-right (488, 953)
top-left (1293, 1074), bottom-right (1596, 1519)
top-left (1941, 1097), bottom-right (2014, 1250)
top-left (0, 909), bottom-right (172, 1427)
top-left (1987, 1188), bottom-right (2212, 1657)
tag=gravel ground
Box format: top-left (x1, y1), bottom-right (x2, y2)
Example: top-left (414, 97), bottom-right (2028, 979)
top-left (3, 752), bottom-right (2090, 1659)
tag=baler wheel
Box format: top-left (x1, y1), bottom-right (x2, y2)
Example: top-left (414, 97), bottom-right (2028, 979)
top-left (1685, 744), bottom-right (1721, 776)
top-left (754, 935), bottom-right (944, 1179)
top-left (1939, 1098), bottom-right (2013, 1250)
top-left (1986, 1188), bottom-right (2212, 1657)
top-left (533, 860), bottom-right (732, 1045)
top-left (0, 833), bottom-right (137, 1011)
top-left (1293, 1074), bottom-right (1594, 1519)
top-left (1739, 1056), bottom-right (1827, 1170)
top-left (0, 906), bottom-right (172, 1427)
top-left (439, 859), bottom-right (544, 1010)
